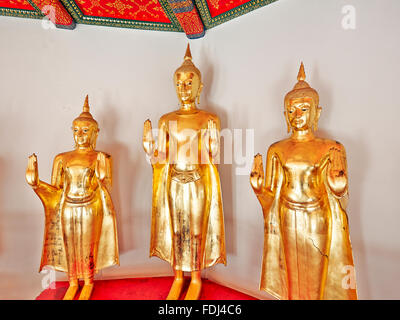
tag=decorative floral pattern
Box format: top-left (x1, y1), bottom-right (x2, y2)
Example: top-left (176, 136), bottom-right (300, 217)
top-left (194, 0), bottom-right (278, 29)
top-left (74, 0), bottom-right (171, 23)
top-left (206, 0), bottom-right (250, 17)
top-left (0, 0), bottom-right (279, 37)
top-left (0, 0), bottom-right (35, 10)
top-left (174, 9), bottom-right (204, 38)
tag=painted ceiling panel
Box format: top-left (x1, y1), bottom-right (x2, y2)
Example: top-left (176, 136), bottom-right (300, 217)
top-left (0, 0), bottom-right (43, 20)
top-left (0, 0), bottom-right (34, 10)
top-left (195, 0), bottom-right (277, 29)
top-left (0, 0), bottom-right (279, 37)
top-left (29, 0), bottom-right (75, 28)
top-left (205, 0), bottom-right (251, 18)
top-left (73, 0), bottom-right (171, 23)
top-left (61, 0), bottom-right (180, 31)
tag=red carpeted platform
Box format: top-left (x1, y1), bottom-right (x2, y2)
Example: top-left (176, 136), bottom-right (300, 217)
top-left (36, 277), bottom-right (258, 300)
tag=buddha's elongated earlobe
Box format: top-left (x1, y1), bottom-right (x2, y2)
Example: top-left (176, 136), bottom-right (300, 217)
top-left (313, 106), bottom-right (322, 132)
top-left (197, 83), bottom-right (203, 105)
top-left (284, 111), bottom-right (291, 133)
top-left (91, 130), bottom-right (99, 149)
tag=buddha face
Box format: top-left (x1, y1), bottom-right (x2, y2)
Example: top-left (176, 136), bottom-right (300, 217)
top-left (286, 97), bottom-right (319, 131)
top-left (72, 119), bottom-right (98, 149)
top-left (174, 71), bottom-right (202, 105)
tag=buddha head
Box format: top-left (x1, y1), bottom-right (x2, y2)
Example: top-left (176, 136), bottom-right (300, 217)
top-left (284, 63), bottom-right (321, 133)
top-left (174, 44), bottom-right (203, 107)
top-left (72, 95), bottom-right (99, 150)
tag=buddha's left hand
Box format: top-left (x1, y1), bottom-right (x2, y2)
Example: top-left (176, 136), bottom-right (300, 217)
top-left (327, 147), bottom-right (347, 194)
top-left (95, 152), bottom-right (107, 183)
top-left (203, 119), bottom-right (219, 159)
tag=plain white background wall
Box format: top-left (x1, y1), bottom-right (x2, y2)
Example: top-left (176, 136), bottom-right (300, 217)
top-left (0, 0), bottom-right (399, 299)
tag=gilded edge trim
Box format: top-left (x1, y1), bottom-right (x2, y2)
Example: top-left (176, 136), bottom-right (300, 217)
top-left (194, 0), bottom-right (278, 29)
top-left (0, 7), bottom-right (43, 19)
top-left (59, 0), bottom-right (183, 32)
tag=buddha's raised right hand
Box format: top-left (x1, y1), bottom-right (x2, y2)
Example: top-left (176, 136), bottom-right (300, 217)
top-left (143, 119), bottom-right (155, 157)
top-left (26, 153), bottom-right (39, 187)
top-left (250, 154), bottom-right (264, 192)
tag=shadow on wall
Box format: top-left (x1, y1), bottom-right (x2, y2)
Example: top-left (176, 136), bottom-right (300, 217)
top-left (97, 102), bottom-right (139, 254)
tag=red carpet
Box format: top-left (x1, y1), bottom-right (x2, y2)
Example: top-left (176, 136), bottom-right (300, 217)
top-left (36, 277), bottom-right (258, 300)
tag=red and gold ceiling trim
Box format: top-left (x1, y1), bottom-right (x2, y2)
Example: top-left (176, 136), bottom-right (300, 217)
top-left (0, 0), bottom-right (43, 19)
top-left (195, 0), bottom-right (277, 29)
top-left (59, 0), bottom-right (182, 32)
top-left (168, 0), bottom-right (204, 38)
top-left (0, 0), bottom-right (278, 38)
top-left (28, 0), bottom-right (75, 28)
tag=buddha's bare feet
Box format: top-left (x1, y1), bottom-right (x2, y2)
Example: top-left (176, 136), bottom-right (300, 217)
top-left (63, 281), bottom-right (79, 300)
top-left (78, 283), bottom-right (94, 300)
top-left (166, 271), bottom-right (184, 300)
top-left (184, 271), bottom-right (202, 300)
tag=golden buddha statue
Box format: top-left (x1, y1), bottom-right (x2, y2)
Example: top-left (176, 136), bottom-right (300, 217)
top-left (26, 96), bottom-right (119, 300)
top-left (250, 63), bottom-right (357, 300)
top-left (143, 44), bottom-right (226, 300)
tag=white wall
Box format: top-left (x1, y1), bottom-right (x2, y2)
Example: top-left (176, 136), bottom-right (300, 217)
top-left (0, 0), bottom-right (399, 299)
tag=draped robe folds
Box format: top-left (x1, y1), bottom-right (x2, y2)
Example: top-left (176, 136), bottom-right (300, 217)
top-left (258, 155), bottom-right (358, 300)
top-left (34, 155), bottom-right (119, 276)
top-left (149, 159), bottom-right (226, 271)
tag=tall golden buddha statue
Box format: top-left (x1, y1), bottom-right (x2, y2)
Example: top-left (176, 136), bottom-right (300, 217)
top-left (26, 96), bottom-right (119, 300)
top-left (143, 44), bottom-right (226, 300)
top-left (250, 63), bottom-right (357, 300)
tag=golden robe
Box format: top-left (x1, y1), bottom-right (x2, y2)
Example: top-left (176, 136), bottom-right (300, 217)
top-left (149, 160), bottom-right (226, 271)
top-left (34, 177), bottom-right (119, 276)
top-left (258, 159), bottom-right (357, 300)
